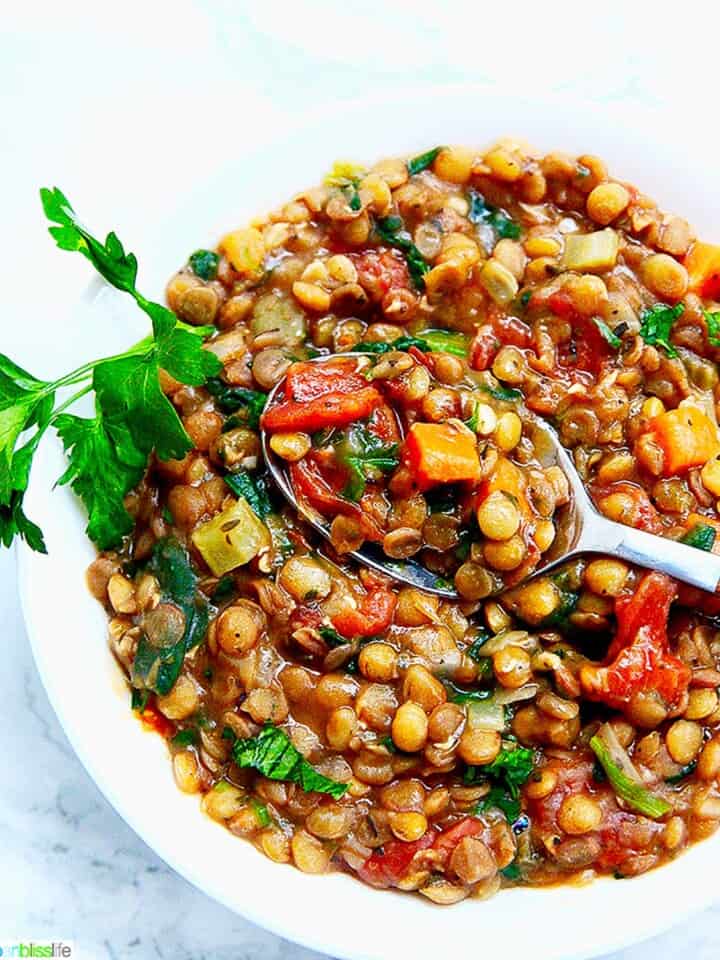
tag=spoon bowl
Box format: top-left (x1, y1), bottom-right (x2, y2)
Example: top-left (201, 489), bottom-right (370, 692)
top-left (261, 354), bottom-right (720, 598)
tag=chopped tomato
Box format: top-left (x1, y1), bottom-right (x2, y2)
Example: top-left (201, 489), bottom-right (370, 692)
top-left (284, 359), bottom-right (368, 402)
top-left (357, 832), bottom-right (435, 888)
top-left (262, 386), bottom-right (383, 433)
top-left (330, 587), bottom-right (397, 638)
top-left (137, 704), bottom-right (175, 738)
top-left (433, 817), bottom-right (485, 862)
top-left (290, 457), bottom-right (363, 521)
top-left (487, 302), bottom-right (532, 349)
top-left (352, 249), bottom-right (411, 301)
top-left (548, 290), bottom-right (611, 375)
top-left (402, 422), bottom-right (481, 491)
top-left (580, 572), bottom-right (691, 711)
top-left (591, 481), bottom-right (662, 533)
top-left (366, 403), bottom-right (400, 443)
top-left (469, 324), bottom-right (500, 371)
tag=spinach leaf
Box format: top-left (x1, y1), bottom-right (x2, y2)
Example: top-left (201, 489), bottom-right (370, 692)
top-left (407, 146), bottom-right (443, 176)
top-left (479, 383), bottom-right (521, 402)
top-left (318, 625), bottom-right (348, 647)
top-left (468, 190), bottom-right (521, 240)
top-left (132, 538), bottom-right (209, 695)
top-left (335, 423), bottom-right (399, 501)
top-left (233, 724), bottom-right (349, 798)
top-left (680, 523), bottom-right (716, 552)
top-left (189, 249), bottom-right (219, 281)
top-left (639, 303), bottom-right (684, 358)
top-left (351, 329), bottom-right (468, 358)
top-left (665, 761), bottom-right (697, 784)
top-left (171, 729), bottom-right (198, 747)
top-left (224, 471), bottom-right (273, 519)
top-left (206, 379), bottom-right (267, 428)
top-left (374, 215), bottom-right (430, 289)
top-left (592, 317), bottom-right (622, 349)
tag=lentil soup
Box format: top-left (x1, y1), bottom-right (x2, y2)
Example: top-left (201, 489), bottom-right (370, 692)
top-left (87, 140), bottom-right (720, 904)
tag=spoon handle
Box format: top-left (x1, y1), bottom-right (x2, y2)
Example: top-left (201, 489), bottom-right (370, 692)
top-left (584, 516), bottom-right (720, 593)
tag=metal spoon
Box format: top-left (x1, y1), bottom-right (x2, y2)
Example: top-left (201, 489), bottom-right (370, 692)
top-left (261, 355), bottom-right (720, 599)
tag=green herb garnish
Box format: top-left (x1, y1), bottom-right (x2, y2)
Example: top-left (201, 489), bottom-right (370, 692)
top-left (335, 423), bottom-right (399, 502)
top-left (318, 625), bottom-right (347, 647)
top-left (592, 317), bottom-right (622, 349)
top-left (206, 380), bottom-right (267, 429)
top-left (0, 188), bottom-right (221, 554)
top-left (468, 189), bottom-right (521, 240)
top-left (479, 383), bottom-right (521, 402)
top-left (639, 302), bottom-right (684, 358)
top-left (680, 523), bottom-right (716, 552)
top-left (131, 688), bottom-right (150, 712)
top-left (374, 215), bottom-right (430, 289)
top-left (590, 734), bottom-right (670, 819)
top-left (171, 729), bottom-right (198, 747)
top-left (132, 538), bottom-right (209, 696)
top-left (703, 309), bottom-right (720, 347)
top-left (471, 745), bottom-right (534, 823)
top-left (224, 470), bottom-right (273, 519)
top-left (407, 146), bottom-right (443, 176)
top-left (189, 249), bottom-right (220, 281)
top-left (665, 761), bottom-right (697, 784)
top-left (352, 329), bottom-right (468, 358)
top-left (233, 724), bottom-right (349, 799)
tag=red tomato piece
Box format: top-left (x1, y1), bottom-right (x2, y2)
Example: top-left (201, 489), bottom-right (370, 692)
top-left (138, 704), bottom-right (175, 738)
top-left (289, 457), bottom-right (363, 520)
top-left (352, 249), bottom-right (411, 301)
top-left (432, 817), bottom-right (485, 862)
top-left (580, 572), bottom-right (691, 711)
top-left (262, 386), bottom-right (383, 433)
top-left (357, 832), bottom-right (435, 888)
top-left (284, 359), bottom-right (367, 402)
top-left (330, 588), bottom-right (397, 638)
top-left (469, 324), bottom-right (500, 371)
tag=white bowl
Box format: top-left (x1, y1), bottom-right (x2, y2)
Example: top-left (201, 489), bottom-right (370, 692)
top-left (18, 87), bottom-right (720, 960)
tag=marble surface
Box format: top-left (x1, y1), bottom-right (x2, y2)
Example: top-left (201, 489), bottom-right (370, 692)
top-left (3, 2), bottom-right (720, 956)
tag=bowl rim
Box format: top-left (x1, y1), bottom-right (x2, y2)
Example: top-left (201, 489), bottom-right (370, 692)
top-left (16, 83), bottom-right (720, 960)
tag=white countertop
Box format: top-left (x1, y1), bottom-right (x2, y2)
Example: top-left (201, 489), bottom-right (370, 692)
top-left (3, 2), bottom-right (720, 956)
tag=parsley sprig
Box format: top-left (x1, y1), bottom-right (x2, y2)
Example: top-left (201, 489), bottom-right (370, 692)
top-left (639, 302), bottom-right (684, 357)
top-left (0, 188), bottom-right (221, 553)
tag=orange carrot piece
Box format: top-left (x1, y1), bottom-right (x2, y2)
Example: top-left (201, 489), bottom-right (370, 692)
top-left (402, 422), bottom-right (481, 491)
top-left (685, 241), bottom-right (720, 300)
top-left (640, 406), bottom-right (719, 477)
top-left (476, 455), bottom-right (530, 514)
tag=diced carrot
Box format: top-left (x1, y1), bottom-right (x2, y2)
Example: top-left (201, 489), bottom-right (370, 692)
top-left (476, 455), bottom-right (530, 515)
top-left (685, 241), bottom-right (720, 300)
top-left (402, 422), bottom-right (481, 491)
top-left (638, 405), bottom-right (719, 477)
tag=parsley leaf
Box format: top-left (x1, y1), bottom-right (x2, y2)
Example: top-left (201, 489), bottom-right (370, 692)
top-left (703, 309), bottom-right (720, 347)
top-left (470, 745), bottom-right (534, 823)
top-left (374, 215), bottom-right (430, 289)
top-left (233, 724), bottom-right (349, 798)
top-left (639, 302), bottom-right (684, 358)
top-left (468, 190), bottom-right (521, 240)
top-left (407, 146), bottom-right (443, 176)
top-left (0, 189), bottom-right (222, 554)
